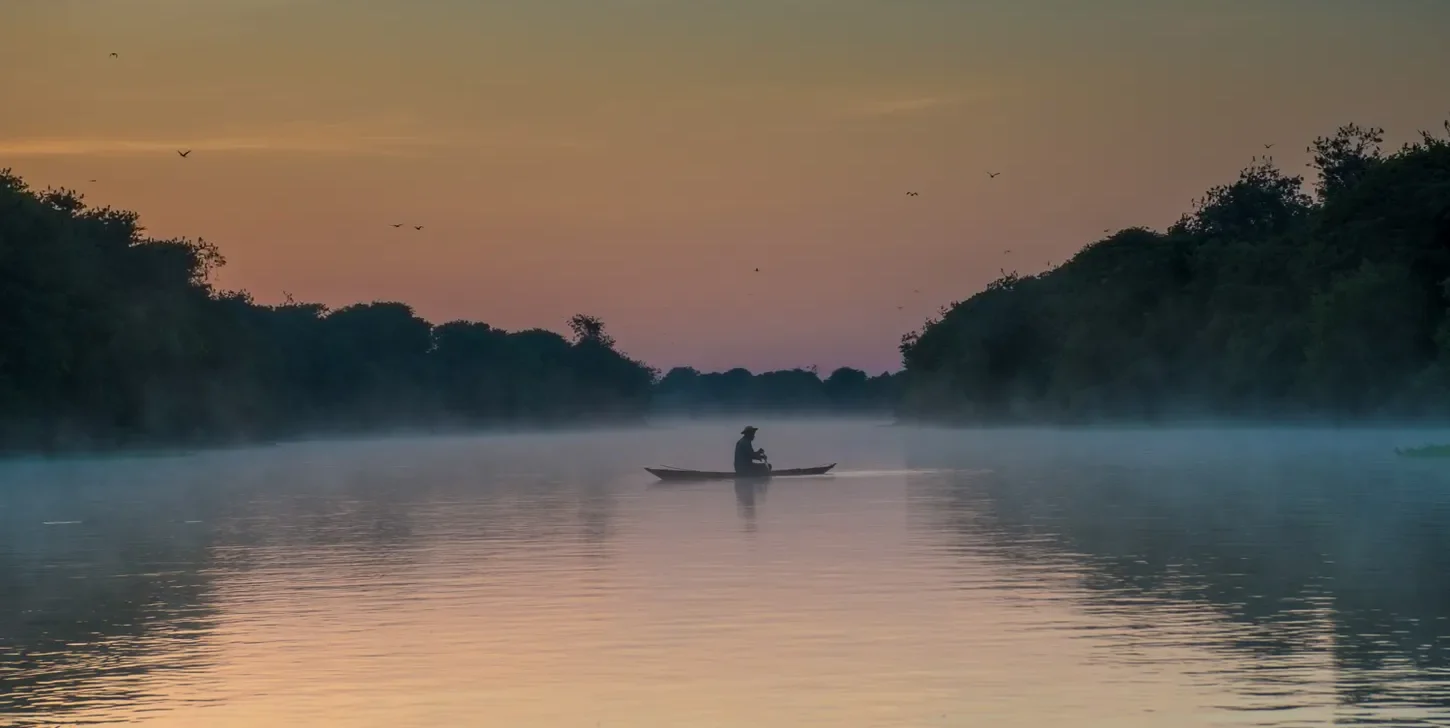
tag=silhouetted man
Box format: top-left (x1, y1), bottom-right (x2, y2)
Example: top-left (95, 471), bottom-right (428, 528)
top-left (734, 426), bottom-right (770, 476)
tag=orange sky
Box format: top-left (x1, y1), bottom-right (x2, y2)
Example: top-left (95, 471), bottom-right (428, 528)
top-left (3, 0), bottom-right (1448, 372)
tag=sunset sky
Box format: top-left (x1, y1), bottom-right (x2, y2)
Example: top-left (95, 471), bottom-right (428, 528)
top-left (3, 0), bottom-right (1448, 373)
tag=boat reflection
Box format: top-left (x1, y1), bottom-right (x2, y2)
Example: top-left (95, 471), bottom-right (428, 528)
top-left (734, 477), bottom-right (769, 531)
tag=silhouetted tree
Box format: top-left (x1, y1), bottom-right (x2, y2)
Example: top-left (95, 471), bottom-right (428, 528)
top-left (567, 313), bottom-right (615, 349)
top-left (1308, 123), bottom-right (1385, 201)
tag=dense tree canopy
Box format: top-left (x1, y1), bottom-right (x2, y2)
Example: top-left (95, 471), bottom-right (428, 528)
top-left (0, 172), bottom-right (666, 451)
top-left (899, 121), bottom-right (1450, 422)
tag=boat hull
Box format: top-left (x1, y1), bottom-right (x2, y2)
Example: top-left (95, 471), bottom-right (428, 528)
top-left (645, 464), bottom-right (836, 482)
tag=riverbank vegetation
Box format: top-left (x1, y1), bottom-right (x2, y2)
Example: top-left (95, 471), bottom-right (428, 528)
top-left (899, 121), bottom-right (1450, 422)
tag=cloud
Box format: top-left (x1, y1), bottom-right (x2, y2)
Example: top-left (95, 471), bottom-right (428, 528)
top-left (839, 94), bottom-right (966, 118)
top-left (0, 134), bottom-right (439, 157)
top-left (0, 123), bottom-right (594, 158)
top-left (641, 84), bottom-right (981, 119)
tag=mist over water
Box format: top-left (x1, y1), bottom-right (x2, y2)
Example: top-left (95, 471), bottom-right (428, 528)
top-left (4, 420), bottom-right (1450, 727)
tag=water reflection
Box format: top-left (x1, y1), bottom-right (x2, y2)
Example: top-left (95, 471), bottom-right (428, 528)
top-left (0, 457), bottom-right (226, 726)
top-left (0, 434), bottom-right (629, 726)
top-left (904, 427), bottom-right (1450, 725)
top-left (734, 478), bottom-right (769, 531)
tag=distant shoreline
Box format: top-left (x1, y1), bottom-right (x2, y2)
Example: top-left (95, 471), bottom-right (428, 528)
top-left (11, 413), bottom-right (1450, 463)
top-left (0, 409), bottom-right (909, 460)
top-left (891, 415), bottom-right (1450, 431)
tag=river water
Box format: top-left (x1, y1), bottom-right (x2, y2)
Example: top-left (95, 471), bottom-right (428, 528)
top-left (4, 420), bottom-right (1450, 727)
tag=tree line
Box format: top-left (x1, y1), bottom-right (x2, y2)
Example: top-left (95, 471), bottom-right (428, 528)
top-left (0, 170), bottom-right (893, 453)
top-left (654, 366), bottom-right (900, 414)
top-left (898, 121), bottom-right (1450, 423)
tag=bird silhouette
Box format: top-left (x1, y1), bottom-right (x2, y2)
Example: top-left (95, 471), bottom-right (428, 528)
top-left (391, 223), bottom-right (403, 228)
top-left (109, 52), bottom-right (118, 58)
top-left (906, 191), bottom-right (919, 196)
top-left (754, 268), bottom-right (760, 272)
top-left (1264, 143), bottom-right (1275, 149)
top-left (89, 179), bottom-right (97, 183)
top-left (1003, 249), bottom-right (1011, 254)
top-left (177, 149), bottom-right (191, 158)
top-left (413, 225), bottom-right (424, 230)
top-left (987, 172), bottom-right (1000, 179)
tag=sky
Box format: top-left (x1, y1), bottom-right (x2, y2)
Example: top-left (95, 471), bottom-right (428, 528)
top-left (2, 0), bottom-right (1448, 373)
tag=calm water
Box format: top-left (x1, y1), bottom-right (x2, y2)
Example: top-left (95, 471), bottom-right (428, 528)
top-left (4, 420), bottom-right (1450, 727)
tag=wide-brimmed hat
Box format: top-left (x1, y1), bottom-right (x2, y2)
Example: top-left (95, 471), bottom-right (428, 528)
top-left (741, 425), bottom-right (758, 434)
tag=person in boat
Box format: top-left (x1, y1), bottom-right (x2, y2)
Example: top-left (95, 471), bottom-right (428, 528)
top-left (734, 425), bottom-right (771, 476)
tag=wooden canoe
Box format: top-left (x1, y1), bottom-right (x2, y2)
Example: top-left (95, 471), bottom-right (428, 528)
top-left (645, 463), bottom-right (836, 482)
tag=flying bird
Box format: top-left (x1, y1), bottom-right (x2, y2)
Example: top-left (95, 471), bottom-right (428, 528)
top-left (906, 191), bottom-right (919, 196)
top-left (413, 225), bottom-right (424, 230)
top-left (1264, 143), bottom-right (1275, 149)
top-left (754, 268), bottom-right (760, 272)
top-left (391, 223), bottom-right (403, 228)
top-left (177, 149), bottom-right (191, 158)
top-left (987, 172), bottom-right (1000, 179)
top-left (109, 52), bottom-right (118, 58)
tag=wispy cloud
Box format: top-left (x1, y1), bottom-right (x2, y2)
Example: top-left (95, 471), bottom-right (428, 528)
top-left (839, 94), bottom-right (969, 118)
top-left (0, 134), bottom-right (440, 157)
top-left (0, 116), bottom-right (445, 157)
top-left (0, 125), bottom-right (595, 158)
